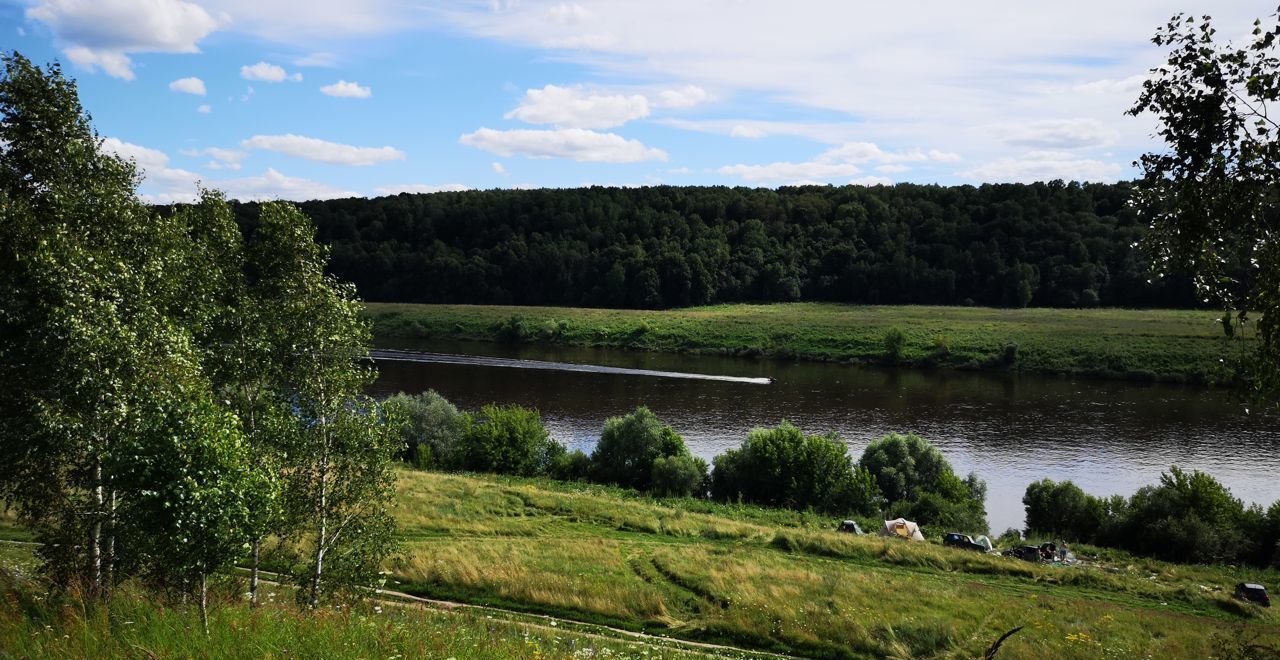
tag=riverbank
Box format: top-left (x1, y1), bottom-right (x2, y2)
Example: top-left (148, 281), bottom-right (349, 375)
top-left (366, 302), bottom-right (1242, 385)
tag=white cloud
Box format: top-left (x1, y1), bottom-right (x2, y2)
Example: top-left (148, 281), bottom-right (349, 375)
top-left (241, 134), bottom-right (405, 166)
top-left (168, 76), bottom-right (205, 95)
top-left (850, 175), bottom-right (893, 186)
top-left (548, 2), bottom-right (589, 25)
top-left (240, 62), bottom-right (301, 82)
top-left (492, 162), bottom-right (507, 175)
top-left (16, 27), bottom-right (26, 37)
top-left (998, 118), bottom-right (1120, 149)
top-left (220, 168), bottom-right (358, 201)
top-left (718, 161), bottom-right (861, 184)
top-left (1071, 74), bottom-right (1148, 95)
top-left (294, 52), bottom-right (339, 67)
top-left (653, 84), bottom-right (710, 109)
top-left (506, 84), bottom-right (650, 129)
top-left (667, 167), bottom-right (691, 175)
top-left (659, 119), bottom-right (866, 144)
top-left (27, 0), bottom-right (225, 80)
top-left (876, 164), bottom-right (910, 174)
top-left (180, 146), bottom-right (247, 170)
top-left (375, 183), bottom-right (471, 195)
top-left (730, 124), bottom-right (766, 139)
top-left (100, 136), bottom-right (200, 201)
top-left (320, 80), bottom-right (371, 98)
top-left (460, 127), bottom-right (667, 163)
top-left (960, 151), bottom-right (1124, 182)
top-left (197, 104), bottom-right (211, 113)
top-left (719, 141), bottom-right (959, 184)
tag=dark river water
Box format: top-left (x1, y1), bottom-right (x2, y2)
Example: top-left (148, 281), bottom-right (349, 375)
top-left (369, 338), bottom-right (1280, 533)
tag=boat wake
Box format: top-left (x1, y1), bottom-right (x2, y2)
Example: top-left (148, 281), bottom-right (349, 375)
top-left (368, 349), bottom-right (773, 385)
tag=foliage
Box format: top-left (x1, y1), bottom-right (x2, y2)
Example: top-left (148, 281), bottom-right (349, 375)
top-left (550, 449), bottom-right (593, 482)
top-left (1129, 7), bottom-right (1280, 405)
top-left (882, 327), bottom-right (906, 362)
top-left (711, 422), bottom-right (881, 516)
top-left (0, 52), bottom-right (240, 600)
top-left (1023, 469), bottom-right (1280, 567)
top-left (383, 390), bottom-right (469, 468)
top-left (221, 182), bottom-right (1205, 313)
top-left (590, 407), bottom-right (690, 491)
top-left (459, 404), bottom-right (563, 477)
top-left (858, 433), bottom-right (988, 532)
top-left (650, 454), bottom-right (709, 498)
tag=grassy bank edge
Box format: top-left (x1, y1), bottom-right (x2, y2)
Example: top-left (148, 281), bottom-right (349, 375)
top-left (364, 302), bottom-right (1242, 385)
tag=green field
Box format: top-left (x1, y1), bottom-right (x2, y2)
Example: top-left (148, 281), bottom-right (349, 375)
top-left (386, 470), bottom-right (1278, 658)
top-left (3, 469), bottom-right (1278, 658)
top-left (366, 303), bottom-right (1244, 385)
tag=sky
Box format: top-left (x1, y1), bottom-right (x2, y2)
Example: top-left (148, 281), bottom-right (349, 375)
top-left (0, 1), bottom-right (1272, 202)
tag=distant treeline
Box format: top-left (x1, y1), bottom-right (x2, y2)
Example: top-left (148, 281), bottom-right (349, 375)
top-left (221, 183), bottom-right (1199, 310)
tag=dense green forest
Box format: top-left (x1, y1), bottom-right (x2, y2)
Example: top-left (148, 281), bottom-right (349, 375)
top-left (222, 183), bottom-right (1199, 310)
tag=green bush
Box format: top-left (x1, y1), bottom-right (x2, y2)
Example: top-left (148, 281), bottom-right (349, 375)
top-left (590, 407), bottom-right (689, 491)
top-left (551, 449), bottom-right (592, 482)
top-left (459, 404), bottom-right (564, 476)
top-left (1022, 478), bottom-right (1112, 542)
top-left (883, 327), bottom-right (907, 362)
top-left (711, 422), bottom-right (881, 517)
top-left (859, 433), bottom-right (987, 532)
top-left (383, 390), bottom-right (469, 469)
top-left (650, 454), bottom-right (709, 498)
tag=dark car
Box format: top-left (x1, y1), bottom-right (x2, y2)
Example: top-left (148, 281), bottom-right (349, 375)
top-left (1003, 545), bottom-right (1043, 563)
top-left (942, 532), bottom-right (986, 552)
top-left (1234, 583), bottom-right (1271, 607)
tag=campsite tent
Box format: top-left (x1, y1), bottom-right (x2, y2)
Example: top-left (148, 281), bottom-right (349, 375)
top-left (879, 518), bottom-right (925, 541)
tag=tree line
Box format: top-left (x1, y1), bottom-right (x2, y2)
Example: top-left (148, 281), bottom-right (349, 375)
top-left (217, 182), bottom-right (1201, 311)
top-left (386, 391), bottom-right (988, 533)
top-left (0, 55), bottom-right (399, 629)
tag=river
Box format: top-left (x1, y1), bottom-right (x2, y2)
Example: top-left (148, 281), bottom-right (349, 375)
top-left (369, 338), bottom-right (1280, 534)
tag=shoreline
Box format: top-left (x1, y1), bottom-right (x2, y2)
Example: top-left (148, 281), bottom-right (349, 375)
top-left (365, 302), bottom-right (1244, 386)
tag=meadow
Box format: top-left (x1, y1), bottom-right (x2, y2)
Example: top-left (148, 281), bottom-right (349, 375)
top-left (366, 303), bottom-right (1242, 385)
top-left (2, 469), bottom-right (1278, 658)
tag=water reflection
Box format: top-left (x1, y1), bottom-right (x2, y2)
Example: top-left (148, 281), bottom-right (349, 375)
top-left (370, 338), bottom-right (1280, 533)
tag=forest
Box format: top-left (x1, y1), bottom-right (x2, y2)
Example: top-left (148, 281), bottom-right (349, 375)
top-left (222, 183), bottom-right (1200, 310)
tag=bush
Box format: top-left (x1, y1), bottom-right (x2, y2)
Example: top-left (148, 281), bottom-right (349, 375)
top-left (858, 433), bottom-right (987, 532)
top-left (459, 404), bottom-right (564, 476)
top-left (383, 390), bottom-right (469, 469)
top-left (883, 327), bottom-right (907, 362)
top-left (650, 454), bottom-right (709, 498)
top-left (551, 449), bottom-right (592, 482)
top-left (590, 407), bottom-right (689, 491)
top-left (1023, 478), bottom-right (1111, 542)
top-left (711, 422), bottom-right (880, 516)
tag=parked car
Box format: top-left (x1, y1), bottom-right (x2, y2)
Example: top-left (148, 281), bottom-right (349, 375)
top-left (1234, 583), bottom-right (1271, 607)
top-left (943, 532), bottom-right (987, 552)
top-left (1003, 545), bottom-right (1043, 563)
top-left (837, 520), bottom-right (864, 535)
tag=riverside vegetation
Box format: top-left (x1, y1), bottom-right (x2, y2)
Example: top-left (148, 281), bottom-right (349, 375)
top-left (366, 302), bottom-right (1243, 384)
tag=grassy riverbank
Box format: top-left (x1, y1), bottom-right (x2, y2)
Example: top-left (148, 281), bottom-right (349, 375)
top-left (366, 303), bottom-right (1242, 384)
top-left (382, 470), bottom-right (1277, 658)
top-left (3, 469), bottom-right (1278, 658)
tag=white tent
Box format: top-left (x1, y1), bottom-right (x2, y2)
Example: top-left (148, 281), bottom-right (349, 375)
top-left (879, 518), bottom-right (925, 541)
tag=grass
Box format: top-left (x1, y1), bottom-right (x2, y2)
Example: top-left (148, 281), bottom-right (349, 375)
top-left (383, 470), bottom-right (1279, 658)
top-left (4, 469), bottom-right (1277, 658)
top-left (364, 302), bottom-right (1246, 385)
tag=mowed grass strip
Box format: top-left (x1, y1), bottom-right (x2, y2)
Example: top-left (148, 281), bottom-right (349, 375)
top-left (386, 470), bottom-right (1280, 659)
top-left (366, 302), bottom-right (1242, 384)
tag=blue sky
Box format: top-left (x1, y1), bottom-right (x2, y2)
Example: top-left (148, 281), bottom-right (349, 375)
top-left (0, 1), bottom-right (1270, 202)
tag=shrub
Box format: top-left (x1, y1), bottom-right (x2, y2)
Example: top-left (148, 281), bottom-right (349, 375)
top-left (882, 327), bottom-right (906, 362)
top-left (551, 449), bottom-right (592, 482)
top-left (711, 422), bottom-right (881, 516)
top-left (590, 407), bottom-right (689, 491)
top-left (858, 433), bottom-right (987, 532)
top-left (383, 390), bottom-right (470, 469)
top-left (651, 454), bottom-right (709, 498)
top-left (1022, 478), bottom-right (1110, 542)
top-left (459, 404), bottom-right (564, 476)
